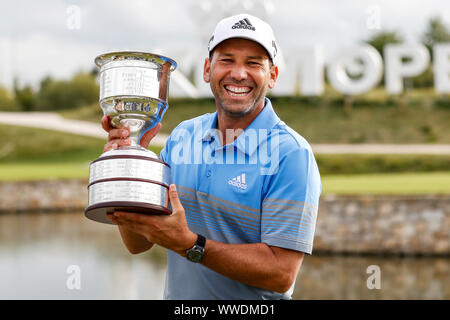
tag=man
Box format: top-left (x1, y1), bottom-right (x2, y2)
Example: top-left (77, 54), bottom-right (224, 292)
top-left (103, 13), bottom-right (322, 300)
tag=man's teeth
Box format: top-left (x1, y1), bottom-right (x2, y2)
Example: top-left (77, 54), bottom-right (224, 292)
top-left (225, 85), bottom-right (251, 95)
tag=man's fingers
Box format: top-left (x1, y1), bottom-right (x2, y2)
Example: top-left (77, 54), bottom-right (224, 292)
top-left (110, 138), bottom-right (132, 146)
top-left (106, 213), bottom-right (119, 225)
top-left (168, 184), bottom-right (184, 213)
top-left (114, 211), bottom-right (149, 224)
top-left (113, 212), bottom-right (156, 241)
top-left (104, 143), bottom-right (117, 152)
top-left (101, 115), bottom-right (113, 132)
top-left (115, 218), bottom-right (150, 239)
top-left (108, 128), bottom-right (129, 141)
top-left (139, 123), bottom-right (162, 148)
top-left (103, 138), bottom-right (131, 152)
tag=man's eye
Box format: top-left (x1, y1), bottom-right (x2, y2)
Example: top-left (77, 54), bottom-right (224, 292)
top-left (221, 59), bottom-right (233, 62)
top-left (248, 61), bottom-right (260, 66)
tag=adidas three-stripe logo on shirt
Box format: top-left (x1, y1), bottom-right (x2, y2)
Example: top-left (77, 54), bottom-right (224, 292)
top-left (228, 173), bottom-right (248, 190)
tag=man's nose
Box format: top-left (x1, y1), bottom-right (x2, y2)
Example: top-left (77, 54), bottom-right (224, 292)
top-left (230, 65), bottom-right (247, 81)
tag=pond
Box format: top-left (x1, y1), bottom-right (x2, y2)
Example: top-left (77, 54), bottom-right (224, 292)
top-left (0, 212), bottom-right (448, 299)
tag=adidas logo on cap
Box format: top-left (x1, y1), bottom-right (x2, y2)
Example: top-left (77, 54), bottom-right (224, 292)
top-left (231, 18), bottom-right (255, 31)
top-left (208, 14), bottom-right (279, 63)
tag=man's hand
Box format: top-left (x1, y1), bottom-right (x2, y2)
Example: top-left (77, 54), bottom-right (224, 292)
top-left (109, 183), bottom-right (304, 293)
top-left (109, 184), bottom-right (197, 256)
top-left (101, 115), bottom-right (162, 152)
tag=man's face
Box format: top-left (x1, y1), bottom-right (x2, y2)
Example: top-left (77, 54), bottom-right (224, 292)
top-left (203, 38), bottom-right (278, 118)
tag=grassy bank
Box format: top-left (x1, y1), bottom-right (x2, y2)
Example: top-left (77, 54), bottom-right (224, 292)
top-left (0, 124), bottom-right (160, 163)
top-left (323, 172), bottom-right (450, 195)
top-left (59, 88), bottom-right (450, 144)
top-left (2, 125), bottom-right (449, 172)
top-left (0, 162), bottom-right (90, 181)
top-left (1, 163), bottom-right (448, 195)
top-left (1, 125), bottom-right (448, 194)
top-left (316, 154), bottom-right (450, 174)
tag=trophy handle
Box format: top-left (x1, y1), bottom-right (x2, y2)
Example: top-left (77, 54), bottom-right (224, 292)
top-left (158, 61), bottom-right (172, 102)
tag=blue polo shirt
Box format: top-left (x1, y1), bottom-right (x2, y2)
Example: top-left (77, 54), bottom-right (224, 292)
top-left (159, 98), bottom-right (321, 300)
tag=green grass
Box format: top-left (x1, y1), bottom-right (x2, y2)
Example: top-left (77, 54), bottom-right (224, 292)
top-left (1, 124), bottom-right (448, 194)
top-left (0, 124), bottom-right (105, 163)
top-left (3, 124), bottom-right (449, 175)
top-left (0, 162), bottom-right (91, 181)
top-left (316, 154), bottom-right (450, 174)
top-left (0, 124), bottom-right (162, 163)
top-left (323, 172), bottom-right (450, 195)
top-left (0, 124), bottom-right (163, 181)
top-left (0, 161), bottom-right (448, 195)
top-left (58, 93), bottom-right (450, 144)
top-left (268, 97), bottom-right (450, 144)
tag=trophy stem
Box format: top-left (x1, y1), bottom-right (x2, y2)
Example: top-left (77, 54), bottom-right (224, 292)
top-left (120, 118), bottom-right (145, 149)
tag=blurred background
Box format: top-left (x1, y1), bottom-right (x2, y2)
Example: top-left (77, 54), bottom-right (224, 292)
top-left (0, 0), bottom-right (449, 299)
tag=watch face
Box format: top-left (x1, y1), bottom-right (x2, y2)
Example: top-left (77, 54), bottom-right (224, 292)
top-left (187, 247), bottom-right (204, 263)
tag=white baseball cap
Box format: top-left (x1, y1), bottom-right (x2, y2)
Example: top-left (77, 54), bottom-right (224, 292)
top-left (208, 13), bottom-right (279, 64)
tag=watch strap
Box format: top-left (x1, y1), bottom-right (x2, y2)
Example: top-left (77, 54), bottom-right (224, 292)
top-left (196, 234), bottom-right (206, 248)
top-left (185, 234), bottom-right (206, 263)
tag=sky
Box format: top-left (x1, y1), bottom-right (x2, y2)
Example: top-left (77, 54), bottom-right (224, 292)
top-left (0, 0), bottom-right (448, 95)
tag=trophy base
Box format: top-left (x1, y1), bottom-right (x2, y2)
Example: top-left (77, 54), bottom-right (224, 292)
top-left (86, 147), bottom-right (171, 225)
top-left (85, 201), bottom-right (171, 225)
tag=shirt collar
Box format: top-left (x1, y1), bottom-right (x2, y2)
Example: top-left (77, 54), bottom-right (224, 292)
top-left (200, 112), bottom-right (219, 142)
top-left (200, 97), bottom-right (280, 155)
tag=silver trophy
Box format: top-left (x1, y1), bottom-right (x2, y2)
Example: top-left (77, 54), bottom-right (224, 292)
top-left (85, 51), bottom-right (177, 224)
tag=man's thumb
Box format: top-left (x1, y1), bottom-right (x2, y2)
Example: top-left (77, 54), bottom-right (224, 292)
top-left (168, 184), bottom-right (184, 213)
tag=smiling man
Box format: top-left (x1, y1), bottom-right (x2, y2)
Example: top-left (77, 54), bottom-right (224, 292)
top-left (103, 13), bottom-right (322, 300)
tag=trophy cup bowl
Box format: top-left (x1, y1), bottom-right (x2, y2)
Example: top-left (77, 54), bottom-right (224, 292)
top-left (85, 51), bottom-right (177, 224)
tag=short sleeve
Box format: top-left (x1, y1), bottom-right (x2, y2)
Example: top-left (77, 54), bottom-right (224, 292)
top-left (261, 147), bottom-right (321, 254)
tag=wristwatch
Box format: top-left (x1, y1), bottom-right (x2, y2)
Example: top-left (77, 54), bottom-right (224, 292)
top-left (186, 234), bottom-right (206, 263)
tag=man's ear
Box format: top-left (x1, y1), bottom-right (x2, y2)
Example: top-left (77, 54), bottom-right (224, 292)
top-left (203, 58), bottom-right (211, 83)
top-left (268, 64), bottom-right (279, 89)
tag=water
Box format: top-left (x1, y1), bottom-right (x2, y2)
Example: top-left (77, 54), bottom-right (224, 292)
top-left (0, 212), bottom-right (448, 299)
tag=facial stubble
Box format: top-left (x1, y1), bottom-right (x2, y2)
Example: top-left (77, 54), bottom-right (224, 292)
top-left (210, 75), bottom-right (267, 119)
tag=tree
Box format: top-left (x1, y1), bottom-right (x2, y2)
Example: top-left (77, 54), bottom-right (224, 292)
top-left (0, 86), bottom-right (18, 111)
top-left (365, 30), bottom-right (404, 60)
top-left (422, 16), bottom-right (450, 54)
top-left (411, 17), bottom-right (450, 88)
top-left (36, 72), bottom-right (99, 110)
top-left (363, 30), bottom-right (404, 87)
top-left (13, 78), bottom-right (36, 111)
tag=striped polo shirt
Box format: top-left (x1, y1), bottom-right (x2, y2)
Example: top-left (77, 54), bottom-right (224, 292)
top-left (159, 98), bottom-right (321, 300)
